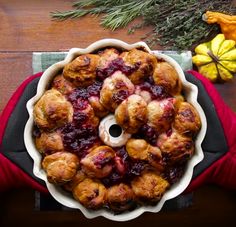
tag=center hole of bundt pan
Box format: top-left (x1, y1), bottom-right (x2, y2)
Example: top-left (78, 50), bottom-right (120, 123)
top-left (109, 124), bottom-right (122, 137)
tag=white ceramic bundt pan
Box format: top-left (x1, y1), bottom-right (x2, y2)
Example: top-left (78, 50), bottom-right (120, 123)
top-left (24, 39), bottom-right (207, 221)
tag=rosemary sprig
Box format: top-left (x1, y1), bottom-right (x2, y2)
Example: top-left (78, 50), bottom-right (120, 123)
top-left (50, 0), bottom-right (236, 50)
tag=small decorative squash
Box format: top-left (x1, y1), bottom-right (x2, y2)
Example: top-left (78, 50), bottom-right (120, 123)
top-left (192, 33), bottom-right (236, 82)
top-left (203, 11), bottom-right (236, 41)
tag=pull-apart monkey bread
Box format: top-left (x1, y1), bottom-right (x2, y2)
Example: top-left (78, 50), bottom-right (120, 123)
top-left (33, 47), bottom-right (201, 212)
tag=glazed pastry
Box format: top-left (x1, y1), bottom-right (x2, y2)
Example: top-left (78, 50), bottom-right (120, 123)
top-left (131, 171), bottom-right (169, 202)
top-left (100, 71), bottom-right (135, 112)
top-left (126, 138), bottom-right (163, 171)
top-left (173, 102), bottom-right (201, 136)
top-left (147, 145), bottom-right (164, 172)
top-left (51, 74), bottom-right (76, 95)
top-left (80, 146), bottom-right (115, 178)
top-left (157, 130), bottom-right (194, 164)
top-left (63, 54), bottom-right (100, 87)
top-left (135, 86), bottom-right (152, 104)
top-left (88, 96), bottom-right (109, 118)
top-left (73, 101), bottom-right (100, 128)
top-left (153, 61), bottom-right (182, 95)
top-left (42, 151), bottom-right (79, 184)
top-left (72, 178), bottom-right (107, 209)
top-left (98, 48), bottom-right (120, 69)
top-left (35, 131), bottom-right (64, 154)
top-left (33, 89), bottom-right (73, 130)
top-left (115, 94), bottom-right (147, 134)
top-left (63, 170), bottom-right (87, 191)
top-left (121, 48), bottom-right (157, 84)
top-left (107, 183), bottom-right (135, 211)
top-left (147, 98), bottom-right (175, 133)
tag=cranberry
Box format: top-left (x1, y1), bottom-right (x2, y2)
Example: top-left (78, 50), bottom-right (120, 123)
top-left (73, 98), bottom-right (89, 110)
top-left (68, 88), bottom-right (89, 102)
top-left (128, 161), bottom-right (146, 176)
top-left (150, 85), bottom-right (169, 100)
top-left (73, 111), bottom-right (88, 122)
top-left (112, 90), bottom-right (129, 104)
top-left (96, 58), bottom-right (138, 81)
top-left (87, 81), bottom-right (102, 97)
top-left (136, 124), bottom-right (158, 145)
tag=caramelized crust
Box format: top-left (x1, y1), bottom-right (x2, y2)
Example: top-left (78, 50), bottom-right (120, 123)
top-left (33, 89), bottom-right (73, 130)
top-left (100, 71), bottom-right (135, 112)
top-left (80, 146), bottom-right (115, 178)
top-left (107, 183), bottom-right (135, 211)
top-left (73, 178), bottom-right (107, 209)
top-left (157, 130), bottom-right (194, 164)
top-left (153, 61), bottom-right (182, 95)
top-left (88, 96), bottom-right (109, 118)
top-left (63, 54), bottom-right (100, 87)
top-left (121, 48), bottom-right (157, 84)
top-left (115, 94), bottom-right (147, 133)
top-left (51, 74), bottom-right (76, 95)
top-left (35, 131), bottom-right (64, 154)
top-left (98, 48), bottom-right (120, 69)
top-left (42, 152), bottom-right (79, 184)
top-left (147, 98), bottom-right (175, 133)
top-left (131, 171), bottom-right (169, 201)
top-left (63, 170), bottom-right (86, 191)
top-left (173, 102), bottom-right (201, 136)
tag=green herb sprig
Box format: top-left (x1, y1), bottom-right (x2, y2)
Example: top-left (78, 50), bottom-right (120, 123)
top-left (51, 0), bottom-right (236, 50)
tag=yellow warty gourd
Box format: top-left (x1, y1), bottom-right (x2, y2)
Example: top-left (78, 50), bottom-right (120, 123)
top-left (192, 34), bottom-right (236, 82)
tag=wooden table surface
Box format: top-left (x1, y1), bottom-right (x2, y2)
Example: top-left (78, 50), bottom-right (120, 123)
top-left (0, 1), bottom-right (236, 226)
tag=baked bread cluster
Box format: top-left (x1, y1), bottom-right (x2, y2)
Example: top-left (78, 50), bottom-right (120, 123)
top-left (33, 47), bottom-right (201, 212)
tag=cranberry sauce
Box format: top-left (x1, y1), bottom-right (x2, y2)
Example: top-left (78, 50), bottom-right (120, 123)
top-left (61, 83), bottom-right (103, 157)
top-left (101, 146), bottom-right (146, 187)
top-left (96, 58), bottom-right (140, 81)
top-left (138, 79), bottom-right (170, 100)
top-left (133, 124), bottom-right (158, 146)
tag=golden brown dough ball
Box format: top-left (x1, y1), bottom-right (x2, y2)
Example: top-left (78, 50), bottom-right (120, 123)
top-left (63, 54), bottom-right (100, 87)
top-left (80, 146), bottom-right (115, 178)
top-left (115, 94), bottom-right (147, 133)
top-left (135, 86), bottom-right (152, 104)
top-left (51, 74), bottom-right (76, 95)
top-left (153, 61), bottom-right (182, 95)
top-left (147, 145), bottom-right (164, 172)
top-left (73, 178), bottom-right (107, 209)
top-left (88, 96), bottom-right (109, 118)
top-left (42, 152), bottom-right (79, 184)
top-left (126, 139), bottom-right (150, 161)
top-left (126, 138), bottom-right (164, 172)
top-left (63, 170), bottom-right (86, 192)
top-left (107, 183), bottom-right (135, 211)
top-left (98, 48), bottom-right (119, 69)
top-left (131, 171), bottom-right (169, 201)
top-left (147, 98), bottom-right (175, 133)
top-left (74, 102), bottom-right (100, 128)
top-left (33, 89), bottom-right (73, 130)
top-left (157, 130), bottom-right (194, 164)
top-left (120, 49), bottom-right (157, 84)
top-left (173, 102), bottom-right (201, 136)
top-left (35, 131), bottom-right (64, 154)
top-left (100, 71), bottom-right (135, 112)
